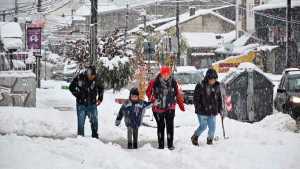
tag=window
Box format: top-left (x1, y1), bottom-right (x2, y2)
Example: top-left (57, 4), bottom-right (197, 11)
top-left (288, 75), bottom-right (300, 91)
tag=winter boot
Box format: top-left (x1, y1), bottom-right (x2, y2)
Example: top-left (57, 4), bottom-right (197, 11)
top-left (295, 117), bottom-right (300, 133)
top-left (92, 132), bottom-right (99, 139)
top-left (207, 138), bottom-right (213, 145)
top-left (191, 134), bottom-right (199, 146)
top-left (168, 146), bottom-right (175, 151)
top-left (133, 142), bottom-right (138, 149)
top-left (128, 143), bottom-right (133, 149)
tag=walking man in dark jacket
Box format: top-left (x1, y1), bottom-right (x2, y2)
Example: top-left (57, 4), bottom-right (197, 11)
top-left (69, 66), bottom-right (104, 138)
top-left (191, 68), bottom-right (223, 145)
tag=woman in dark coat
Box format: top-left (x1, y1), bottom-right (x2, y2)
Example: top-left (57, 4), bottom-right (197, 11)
top-left (191, 68), bottom-right (223, 145)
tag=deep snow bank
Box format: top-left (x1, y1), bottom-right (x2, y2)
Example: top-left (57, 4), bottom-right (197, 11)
top-left (0, 107), bottom-right (76, 138)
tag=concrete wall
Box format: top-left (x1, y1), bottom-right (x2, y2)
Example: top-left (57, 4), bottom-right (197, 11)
top-left (0, 71), bottom-right (36, 107)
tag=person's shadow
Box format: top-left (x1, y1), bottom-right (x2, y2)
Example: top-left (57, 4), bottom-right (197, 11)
top-left (100, 137), bottom-right (158, 149)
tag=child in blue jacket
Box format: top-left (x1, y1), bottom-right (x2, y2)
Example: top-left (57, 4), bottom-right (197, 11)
top-left (115, 88), bottom-right (152, 149)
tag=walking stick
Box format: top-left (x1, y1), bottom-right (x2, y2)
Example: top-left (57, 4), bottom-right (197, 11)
top-left (221, 115), bottom-right (229, 139)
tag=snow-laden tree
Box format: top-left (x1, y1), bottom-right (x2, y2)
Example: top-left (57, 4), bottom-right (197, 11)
top-left (65, 29), bottom-right (134, 90)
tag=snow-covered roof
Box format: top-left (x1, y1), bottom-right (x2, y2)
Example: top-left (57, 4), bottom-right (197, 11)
top-left (221, 62), bottom-right (273, 84)
top-left (182, 31), bottom-right (236, 48)
top-left (155, 5), bottom-right (235, 32)
top-left (253, 0), bottom-right (300, 11)
top-left (128, 17), bottom-right (176, 34)
top-left (0, 22), bottom-right (23, 38)
top-left (257, 45), bottom-right (279, 52)
top-left (215, 33), bottom-right (254, 54)
top-left (288, 70), bottom-right (300, 75)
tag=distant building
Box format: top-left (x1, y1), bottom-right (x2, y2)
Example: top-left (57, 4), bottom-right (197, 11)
top-left (253, 0), bottom-right (300, 71)
top-left (182, 31), bottom-right (236, 68)
top-left (155, 6), bottom-right (235, 33)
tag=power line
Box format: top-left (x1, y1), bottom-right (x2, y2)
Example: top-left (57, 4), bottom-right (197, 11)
top-left (215, 0), bottom-right (300, 25)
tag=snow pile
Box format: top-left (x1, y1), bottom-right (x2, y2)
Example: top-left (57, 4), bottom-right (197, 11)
top-left (254, 112), bottom-right (297, 132)
top-left (0, 107), bottom-right (75, 138)
top-left (0, 80), bottom-right (300, 169)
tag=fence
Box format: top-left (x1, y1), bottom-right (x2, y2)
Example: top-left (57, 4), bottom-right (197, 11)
top-left (0, 52), bottom-right (36, 71)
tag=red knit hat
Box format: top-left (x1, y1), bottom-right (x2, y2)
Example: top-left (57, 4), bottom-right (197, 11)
top-left (160, 66), bottom-right (172, 76)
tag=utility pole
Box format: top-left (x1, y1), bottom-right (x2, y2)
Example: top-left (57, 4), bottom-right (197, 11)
top-left (90, 0), bottom-right (98, 66)
top-left (36, 0), bottom-right (42, 88)
top-left (2, 11), bottom-right (6, 21)
top-left (285, 0), bottom-right (291, 67)
top-left (14, 0), bottom-right (18, 22)
top-left (143, 13), bottom-right (147, 32)
top-left (175, 0), bottom-right (180, 66)
top-left (124, 3), bottom-right (129, 50)
top-left (235, 0), bottom-right (239, 39)
top-left (155, 0), bottom-right (158, 19)
top-left (37, 0), bottom-right (42, 12)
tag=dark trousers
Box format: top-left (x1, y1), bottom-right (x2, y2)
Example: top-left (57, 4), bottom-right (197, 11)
top-left (127, 127), bottom-right (139, 149)
top-left (153, 110), bottom-right (175, 148)
top-left (76, 104), bottom-right (99, 138)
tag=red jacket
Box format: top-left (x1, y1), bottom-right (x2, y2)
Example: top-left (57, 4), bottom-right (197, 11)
top-left (146, 78), bottom-right (185, 112)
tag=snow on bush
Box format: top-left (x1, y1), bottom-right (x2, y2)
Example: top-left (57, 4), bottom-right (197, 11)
top-left (63, 29), bottom-right (134, 90)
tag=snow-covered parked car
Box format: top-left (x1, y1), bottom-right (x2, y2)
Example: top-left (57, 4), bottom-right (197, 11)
top-left (275, 68), bottom-right (300, 120)
top-left (47, 53), bottom-right (63, 64)
top-left (174, 66), bottom-right (204, 104)
top-left (51, 64), bottom-right (64, 80)
top-left (63, 61), bottom-right (78, 82)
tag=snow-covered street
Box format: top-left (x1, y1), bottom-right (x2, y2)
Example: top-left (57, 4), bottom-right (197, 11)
top-left (0, 80), bottom-right (300, 169)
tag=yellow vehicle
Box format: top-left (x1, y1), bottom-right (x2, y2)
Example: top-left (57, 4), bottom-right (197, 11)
top-left (213, 52), bottom-right (256, 73)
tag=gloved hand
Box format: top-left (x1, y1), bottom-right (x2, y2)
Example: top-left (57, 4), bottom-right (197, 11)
top-left (220, 111), bottom-right (225, 118)
top-left (153, 99), bottom-right (160, 106)
top-left (115, 120), bottom-right (121, 126)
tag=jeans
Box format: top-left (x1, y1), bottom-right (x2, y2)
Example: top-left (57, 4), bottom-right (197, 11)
top-left (127, 127), bottom-right (139, 149)
top-left (76, 104), bottom-right (99, 138)
top-left (195, 114), bottom-right (216, 139)
top-left (153, 110), bottom-right (175, 148)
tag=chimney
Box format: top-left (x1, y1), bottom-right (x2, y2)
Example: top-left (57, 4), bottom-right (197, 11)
top-left (189, 7), bottom-right (196, 16)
